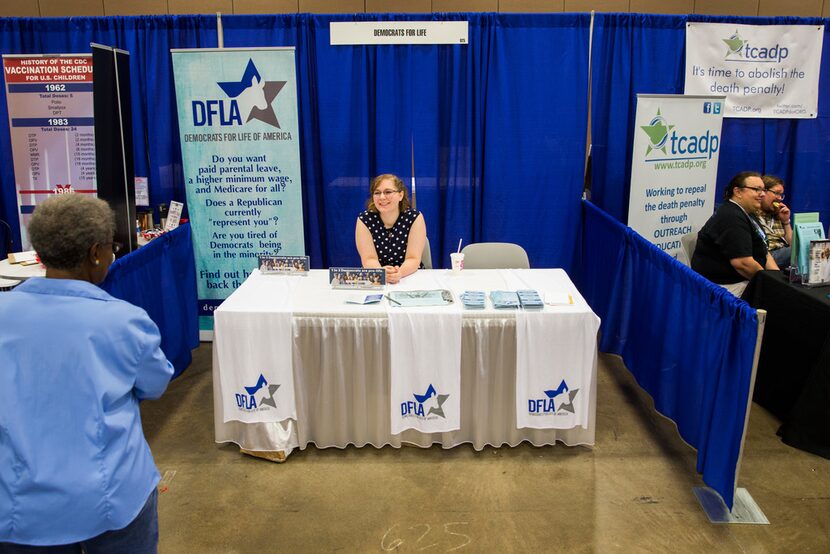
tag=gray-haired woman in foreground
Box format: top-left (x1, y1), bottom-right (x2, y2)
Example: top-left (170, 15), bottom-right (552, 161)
top-left (0, 194), bottom-right (173, 552)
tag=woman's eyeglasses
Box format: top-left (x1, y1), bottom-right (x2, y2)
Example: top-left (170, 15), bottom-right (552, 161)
top-left (373, 189), bottom-right (401, 198)
top-left (768, 190), bottom-right (785, 200)
top-left (107, 242), bottom-right (123, 254)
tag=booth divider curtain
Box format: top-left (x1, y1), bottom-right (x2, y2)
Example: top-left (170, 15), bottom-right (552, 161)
top-left (101, 223), bottom-right (199, 377)
top-left (590, 13), bottom-right (830, 226)
top-left (576, 200), bottom-right (759, 510)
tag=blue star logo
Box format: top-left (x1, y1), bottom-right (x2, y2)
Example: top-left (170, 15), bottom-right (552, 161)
top-left (414, 384), bottom-right (450, 418)
top-left (544, 380), bottom-right (579, 414)
top-left (217, 59), bottom-right (286, 128)
top-left (244, 373), bottom-right (280, 408)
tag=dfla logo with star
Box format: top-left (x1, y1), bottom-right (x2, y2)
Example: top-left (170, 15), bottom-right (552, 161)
top-left (235, 373), bottom-right (280, 411)
top-left (192, 59), bottom-right (286, 128)
top-left (401, 384), bottom-right (450, 419)
top-left (528, 380), bottom-right (579, 416)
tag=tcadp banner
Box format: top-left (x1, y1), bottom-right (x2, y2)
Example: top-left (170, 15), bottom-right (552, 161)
top-left (628, 94), bottom-right (724, 259)
top-left (171, 48), bottom-right (304, 336)
top-left (685, 22), bottom-right (824, 118)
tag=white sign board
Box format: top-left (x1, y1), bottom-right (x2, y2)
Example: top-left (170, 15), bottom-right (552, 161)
top-left (628, 95), bottom-right (724, 259)
top-left (330, 21), bottom-right (468, 45)
top-left (685, 23), bottom-right (823, 118)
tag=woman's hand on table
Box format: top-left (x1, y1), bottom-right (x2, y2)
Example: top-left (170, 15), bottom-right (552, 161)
top-left (384, 265), bottom-right (401, 284)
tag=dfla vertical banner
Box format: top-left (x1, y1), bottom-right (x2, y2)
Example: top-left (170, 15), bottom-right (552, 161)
top-left (171, 48), bottom-right (304, 336)
top-left (628, 94), bottom-right (724, 260)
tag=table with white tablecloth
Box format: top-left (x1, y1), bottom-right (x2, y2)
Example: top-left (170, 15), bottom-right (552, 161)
top-left (213, 269), bottom-right (599, 459)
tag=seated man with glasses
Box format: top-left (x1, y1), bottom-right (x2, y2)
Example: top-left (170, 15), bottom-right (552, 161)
top-left (692, 171), bottom-right (779, 297)
top-left (757, 175), bottom-right (792, 268)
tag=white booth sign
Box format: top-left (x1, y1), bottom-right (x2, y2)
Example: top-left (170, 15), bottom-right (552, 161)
top-left (330, 21), bottom-right (468, 45)
top-left (685, 23), bottom-right (823, 119)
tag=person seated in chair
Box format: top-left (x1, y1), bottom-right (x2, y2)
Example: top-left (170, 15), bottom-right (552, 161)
top-left (757, 175), bottom-right (792, 268)
top-left (355, 173), bottom-right (426, 284)
top-left (692, 171), bottom-right (779, 297)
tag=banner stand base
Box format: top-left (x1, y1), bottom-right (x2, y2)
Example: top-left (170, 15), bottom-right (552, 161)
top-left (693, 487), bottom-right (769, 524)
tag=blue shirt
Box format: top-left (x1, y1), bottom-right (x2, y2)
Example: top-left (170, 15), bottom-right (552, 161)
top-left (0, 278), bottom-right (173, 545)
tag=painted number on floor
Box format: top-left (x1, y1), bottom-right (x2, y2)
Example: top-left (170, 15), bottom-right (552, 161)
top-left (381, 522), bottom-right (472, 551)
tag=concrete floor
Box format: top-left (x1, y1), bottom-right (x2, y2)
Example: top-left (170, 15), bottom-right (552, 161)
top-left (141, 343), bottom-right (830, 552)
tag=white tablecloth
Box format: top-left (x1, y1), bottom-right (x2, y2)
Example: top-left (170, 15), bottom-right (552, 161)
top-left (213, 269), bottom-right (599, 457)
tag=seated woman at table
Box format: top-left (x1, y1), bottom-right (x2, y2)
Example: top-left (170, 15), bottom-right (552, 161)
top-left (0, 194), bottom-right (173, 551)
top-left (356, 173), bottom-right (426, 284)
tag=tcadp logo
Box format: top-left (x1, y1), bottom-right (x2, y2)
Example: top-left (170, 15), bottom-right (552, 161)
top-left (192, 58), bottom-right (287, 128)
top-left (401, 384), bottom-right (449, 419)
top-left (235, 373), bottom-right (280, 412)
top-left (528, 380), bottom-right (579, 416)
top-left (640, 108), bottom-right (719, 160)
top-left (722, 30), bottom-right (789, 63)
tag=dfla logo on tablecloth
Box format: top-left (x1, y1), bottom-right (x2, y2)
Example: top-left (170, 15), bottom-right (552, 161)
top-left (401, 384), bottom-right (450, 419)
top-left (235, 373), bottom-right (280, 412)
top-left (528, 380), bottom-right (579, 416)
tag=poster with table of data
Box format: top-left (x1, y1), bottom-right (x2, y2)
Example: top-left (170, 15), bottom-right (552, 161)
top-left (3, 54), bottom-right (95, 248)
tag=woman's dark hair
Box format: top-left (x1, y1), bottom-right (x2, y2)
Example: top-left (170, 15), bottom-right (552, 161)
top-left (762, 175), bottom-right (784, 191)
top-left (724, 171), bottom-right (762, 200)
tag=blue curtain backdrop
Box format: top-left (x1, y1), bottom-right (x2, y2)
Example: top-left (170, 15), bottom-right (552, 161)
top-left (0, 13), bottom-right (590, 270)
top-left (590, 13), bottom-right (830, 226)
top-left (220, 13), bottom-right (590, 269)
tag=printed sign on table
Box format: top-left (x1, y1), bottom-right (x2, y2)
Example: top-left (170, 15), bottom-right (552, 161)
top-left (628, 94), bottom-right (724, 259)
top-left (685, 23), bottom-right (824, 118)
top-left (2, 54), bottom-right (95, 248)
top-left (171, 48), bottom-right (305, 336)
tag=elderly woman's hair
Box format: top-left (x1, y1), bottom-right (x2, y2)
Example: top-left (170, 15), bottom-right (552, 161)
top-left (366, 173), bottom-right (411, 213)
top-left (28, 194), bottom-right (116, 270)
top-left (724, 171), bottom-right (762, 200)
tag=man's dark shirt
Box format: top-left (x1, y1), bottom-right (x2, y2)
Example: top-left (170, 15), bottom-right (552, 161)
top-left (692, 200), bottom-right (768, 284)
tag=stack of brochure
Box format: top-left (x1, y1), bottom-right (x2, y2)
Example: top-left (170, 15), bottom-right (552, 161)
top-left (460, 291), bottom-right (486, 309)
top-left (516, 289), bottom-right (544, 309)
top-left (489, 290), bottom-right (520, 309)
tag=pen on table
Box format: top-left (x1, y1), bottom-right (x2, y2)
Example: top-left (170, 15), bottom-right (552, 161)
top-left (385, 294), bottom-right (402, 305)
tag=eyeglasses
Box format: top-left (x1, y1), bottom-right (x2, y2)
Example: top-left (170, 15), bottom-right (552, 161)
top-left (373, 189), bottom-right (401, 198)
top-left (768, 190), bottom-right (785, 200)
top-left (741, 185), bottom-right (766, 194)
top-left (107, 242), bottom-right (123, 254)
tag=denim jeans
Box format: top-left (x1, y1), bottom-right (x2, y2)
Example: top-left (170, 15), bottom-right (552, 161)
top-left (0, 489), bottom-right (158, 554)
top-left (771, 246), bottom-right (791, 268)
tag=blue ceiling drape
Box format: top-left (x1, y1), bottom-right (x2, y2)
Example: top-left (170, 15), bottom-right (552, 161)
top-left (590, 13), bottom-right (830, 226)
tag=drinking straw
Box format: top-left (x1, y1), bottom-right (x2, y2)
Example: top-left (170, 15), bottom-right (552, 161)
top-left (457, 239), bottom-right (463, 253)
